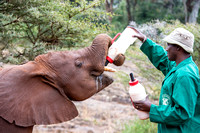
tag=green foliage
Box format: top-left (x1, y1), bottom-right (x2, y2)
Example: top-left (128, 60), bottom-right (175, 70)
top-left (1, 0), bottom-right (109, 46)
top-left (114, 71), bottom-right (130, 88)
top-left (110, 0), bottom-right (185, 32)
top-left (133, 0), bottom-right (184, 24)
top-left (1, 41), bottom-right (47, 64)
top-left (134, 1), bottom-right (164, 24)
top-left (109, 0), bottom-right (128, 37)
top-left (0, 0), bottom-right (109, 63)
top-left (122, 119), bottom-right (157, 133)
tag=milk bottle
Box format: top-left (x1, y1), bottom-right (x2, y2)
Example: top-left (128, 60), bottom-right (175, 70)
top-left (129, 73), bottom-right (149, 120)
top-left (106, 26), bottom-right (137, 64)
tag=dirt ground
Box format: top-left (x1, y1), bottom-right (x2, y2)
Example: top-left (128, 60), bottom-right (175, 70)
top-left (32, 60), bottom-right (143, 133)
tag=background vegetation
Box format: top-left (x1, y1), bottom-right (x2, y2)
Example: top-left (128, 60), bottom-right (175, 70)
top-left (0, 0), bottom-right (109, 63)
top-left (0, 0), bottom-right (200, 132)
top-left (122, 119), bottom-right (157, 133)
top-left (1, 0), bottom-right (199, 66)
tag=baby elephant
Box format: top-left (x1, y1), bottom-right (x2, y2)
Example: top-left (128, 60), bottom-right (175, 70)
top-left (0, 34), bottom-right (125, 133)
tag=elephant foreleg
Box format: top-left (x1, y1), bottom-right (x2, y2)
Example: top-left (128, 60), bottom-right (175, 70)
top-left (0, 117), bottom-right (33, 133)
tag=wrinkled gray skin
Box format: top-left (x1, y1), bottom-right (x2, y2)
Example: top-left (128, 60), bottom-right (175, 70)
top-left (44, 34), bottom-right (114, 101)
top-left (0, 34), bottom-right (125, 133)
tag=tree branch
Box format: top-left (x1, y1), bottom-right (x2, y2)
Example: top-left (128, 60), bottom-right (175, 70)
top-left (25, 30), bottom-right (34, 44)
top-left (3, 19), bottom-right (19, 27)
top-left (25, 22), bottom-right (36, 44)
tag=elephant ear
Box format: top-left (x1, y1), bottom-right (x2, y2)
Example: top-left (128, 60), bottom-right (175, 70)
top-left (0, 62), bottom-right (78, 127)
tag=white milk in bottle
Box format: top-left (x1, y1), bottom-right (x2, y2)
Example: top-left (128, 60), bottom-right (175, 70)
top-left (129, 73), bottom-right (149, 120)
top-left (106, 26), bottom-right (137, 64)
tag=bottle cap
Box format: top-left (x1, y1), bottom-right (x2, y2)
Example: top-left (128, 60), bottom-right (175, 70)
top-left (129, 79), bottom-right (139, 86)
top-left (106, 56), bottom-right (114, 63)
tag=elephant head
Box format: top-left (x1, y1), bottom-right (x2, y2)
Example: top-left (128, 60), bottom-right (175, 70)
top-left (0, 34), bottom-right (125, 127)
top-left (38, 34), bottom-right (115, 101)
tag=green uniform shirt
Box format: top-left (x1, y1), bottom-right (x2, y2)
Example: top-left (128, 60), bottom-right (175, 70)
top-left (140, 38), bottom-right (200, 133)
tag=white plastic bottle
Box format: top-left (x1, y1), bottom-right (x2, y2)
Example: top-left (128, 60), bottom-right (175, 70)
top-left (129, 73), bottom-right (149, 120)
top-left (106, 26), bottom-right (137, 64)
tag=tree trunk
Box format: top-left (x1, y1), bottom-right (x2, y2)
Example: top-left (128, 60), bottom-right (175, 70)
top-left (168, 0), bottom-right (174, 13)
top-left (183, 0), bottom-right (200, 23)
top-left (105, 0), bottom-right (114, 23)
top-left (188, 0), bottom-right (200, 23)
top-left (126, 0), bottom-right (132, 22)
top-left (130, 0), bottom-right (137, 21)
top-left (183, 0), bottom-right (188, 23)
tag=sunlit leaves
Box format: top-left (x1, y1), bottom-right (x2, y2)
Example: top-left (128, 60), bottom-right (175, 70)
top-left (0, 0), bottom-right (110, 63)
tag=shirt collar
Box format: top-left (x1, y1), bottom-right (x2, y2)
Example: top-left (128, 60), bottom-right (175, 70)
top-left (175, 56), bottom-right (193, 70)
top-left (163, 56), bottom-right (193, 82)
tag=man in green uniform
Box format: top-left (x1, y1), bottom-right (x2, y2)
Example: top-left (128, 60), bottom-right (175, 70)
top-left (132, 28), bottom-right (200, 133)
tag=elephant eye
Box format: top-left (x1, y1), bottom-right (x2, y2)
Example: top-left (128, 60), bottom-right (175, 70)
top-left (75, 60), bottom-right (83, 68)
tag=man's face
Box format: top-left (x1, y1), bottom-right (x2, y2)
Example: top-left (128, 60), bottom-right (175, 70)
top-left (166, 43), bottom-right (178, 61)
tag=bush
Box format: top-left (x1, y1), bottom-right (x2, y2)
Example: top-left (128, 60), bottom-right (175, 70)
top-left (122, 119), bottom-right (157, 133)
top-left (109, 0), bottom-right (128, 37)
top-left (0, 0), bottom-right (110, 64)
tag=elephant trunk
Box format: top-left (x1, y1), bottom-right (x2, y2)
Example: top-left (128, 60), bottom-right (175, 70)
top-left (87, 34), bottom-right (112, 67)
